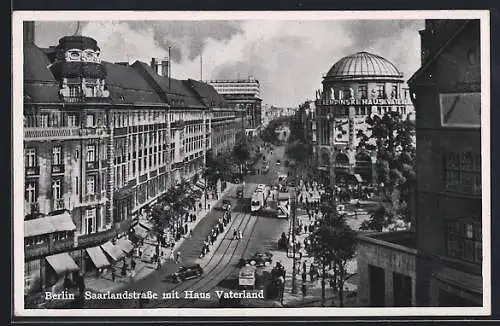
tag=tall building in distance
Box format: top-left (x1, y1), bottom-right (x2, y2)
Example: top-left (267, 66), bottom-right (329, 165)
top-left (313, 51), bottom-right (415, 186)
top-left (409, 19), bottom-right (482, 306)
top-left (22, 22), bottom-right (242, 298)
top-left (208, 77), bottom-right (262, 138)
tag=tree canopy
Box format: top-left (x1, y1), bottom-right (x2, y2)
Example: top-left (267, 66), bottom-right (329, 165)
top-left (306, 192), bottom-right (357, 306)
top-left (357, 111), bottom-right (416, 225)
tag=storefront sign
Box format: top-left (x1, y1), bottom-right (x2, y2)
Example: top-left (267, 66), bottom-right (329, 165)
top-left (317, 98), bottom-right (410, 106)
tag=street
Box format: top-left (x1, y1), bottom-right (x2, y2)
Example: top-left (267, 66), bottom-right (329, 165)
top-left (83, 143), bottom-right (290, 308)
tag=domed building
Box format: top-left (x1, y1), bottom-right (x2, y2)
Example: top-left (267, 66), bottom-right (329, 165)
top-left (312, 51), bottom-right (415, 185)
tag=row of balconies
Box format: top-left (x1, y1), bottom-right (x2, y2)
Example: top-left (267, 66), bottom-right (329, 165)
top-left (25, 161), bottom-right (108, 177)
top-left (24, 127), bottom-right (108, 141)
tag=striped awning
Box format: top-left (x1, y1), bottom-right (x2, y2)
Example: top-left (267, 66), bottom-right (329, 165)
top-left (46, 252), bottom-right (79, 275)
top-left (24, 212), bottom-right (76, 238)
top-left (133, 224), bottom-right (148, 238)
top-left (86, 246), bottom-right (110, 268)
top-left (117, 238), bottom-right (135, 254)
top-left (100, 241), bottom-right (124, 261)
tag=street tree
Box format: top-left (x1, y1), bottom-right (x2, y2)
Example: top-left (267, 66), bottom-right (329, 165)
top-left (158, 179), bottom-right (201, 237)
top-left (285, 140), bottom-right (312, 179)
top-left (307, 192), bottom-right (357, 307)
top-left (232, 141), bottom-right (250, 173)
top-left (357, 111), bottom-right (416, 225)
top-left (359, 204), bottom-right (394, 232)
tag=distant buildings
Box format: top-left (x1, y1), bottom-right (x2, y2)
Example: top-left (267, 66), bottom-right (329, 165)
top-left (208, 77), bottom-right (262, 138)
top-left (356, 19), bottom-right (482, 307)
top-left (311, 51), bottom-right (415, 186)
top-left (262, 105), bottom-right (296, 127)
top-left (22, 22), bottom-right (242, 297)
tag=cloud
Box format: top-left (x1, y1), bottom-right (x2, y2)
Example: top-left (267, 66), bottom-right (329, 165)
top-left (34, 19), bottom-right (424, 107)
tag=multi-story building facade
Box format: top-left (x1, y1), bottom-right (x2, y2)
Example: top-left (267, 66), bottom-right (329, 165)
top-left (409, 19), bottom-right (482, 306)
top-left (356, 19), bottom-right (482, 307)
top-left (208, 77), bottom-right (262, 137)
top-left (22, 23), bottom-right (241, 298)
top-left (313, 51), bottom-right (415, 186)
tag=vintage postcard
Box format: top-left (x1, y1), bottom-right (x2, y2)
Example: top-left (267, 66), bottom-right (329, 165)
top-left (12, 10), bottom-right (491, 318)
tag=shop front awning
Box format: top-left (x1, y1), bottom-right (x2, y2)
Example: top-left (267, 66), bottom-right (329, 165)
top-left (133, 224), bottom-right (149, 238)
top-left (86, 246), bottom-right (110, 268)
top-left (24, 212), bottom-right (76, 238)
top-left (100, 241), bottom-right (125, 261)
top-left (116, 238), bottom-right (135, 254)
top-left (46, 252), bottom-right (79, 275)
top-left (434, 267), bottom-right (483, 296)
top-left (353, 174), bottom-right (363, 183)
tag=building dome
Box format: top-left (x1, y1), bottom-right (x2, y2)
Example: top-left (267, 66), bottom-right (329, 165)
top-left (325, 51), bottom-right (403, 81)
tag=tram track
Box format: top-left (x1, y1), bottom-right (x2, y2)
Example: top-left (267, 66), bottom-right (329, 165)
top-left (160, 214), bottom-right (259, 308)
top-left (148, 212), bottom-right (257, 308)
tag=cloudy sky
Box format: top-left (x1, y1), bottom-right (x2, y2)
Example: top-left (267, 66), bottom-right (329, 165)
top-left (34, 19), bottom-right (424, 107)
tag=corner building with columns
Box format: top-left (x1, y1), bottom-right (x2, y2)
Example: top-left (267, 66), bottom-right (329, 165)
top-left (313, 51), bottom-right (415, 186)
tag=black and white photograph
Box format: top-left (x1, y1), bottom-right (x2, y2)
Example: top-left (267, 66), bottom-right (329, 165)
top-left (12, 10), bottom-right (490, 317)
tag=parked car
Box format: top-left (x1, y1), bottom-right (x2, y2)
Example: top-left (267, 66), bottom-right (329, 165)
top-left (238, 252), bottom-right (273, 268)
top-left (167, 264), bottom-right (203, 283)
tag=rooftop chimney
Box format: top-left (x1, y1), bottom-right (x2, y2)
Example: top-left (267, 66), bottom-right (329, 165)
top-left (151, 57), bottom-right (169, 77)
top-left (23, 21), bottom-right (35, 44)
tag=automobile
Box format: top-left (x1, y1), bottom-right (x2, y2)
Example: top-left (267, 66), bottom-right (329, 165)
top-left (220, 199), bottom-right (231, 211)
top-left (236, 188), bottom-right (244, 198)
top-left (168, 264), bottom-right (203, 283)
top-left (238, 252), bottom-right (273, 268)
top-left (276, 160), bottom-right (281, 165)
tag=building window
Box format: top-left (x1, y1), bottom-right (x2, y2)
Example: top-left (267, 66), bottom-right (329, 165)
top-left (391, 85), bottom-right (399, 99)
top-left (358, 85), bottom-right (368, 99)
top-left (86, 114), bottom-right (95, 127)
top-left (444, 152), bottom-right (481, 194)
top-left (87, 145), bottom-right (96, 162)
top-left (39, 114), bottom-right (49, 128)
top-left (86, 175), bottom-right (96, 194)
top-left (52, 179), bottom-right (62, 200)
top-left (376, 85), bottom-right (385, 99)
top-left (67, 114), bottom-right (78, 127)
top-left (25, 148), bottom-right (37, 167)
top-left (25, 181), bottom-right (37, 203)
top-left (445, 219), bottom-right (482, 264)
top-left (52, 146), bottom-right (62, 165)
top-left (85, 208), bottom-right (97, 234)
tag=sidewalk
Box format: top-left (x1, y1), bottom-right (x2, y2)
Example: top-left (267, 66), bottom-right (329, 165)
top-left (267, 208), bottom-right (359, 307)
top-left (84, 182), bottom-right (236, 293)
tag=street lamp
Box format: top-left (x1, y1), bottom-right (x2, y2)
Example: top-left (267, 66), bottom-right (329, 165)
top-left (285, 189), bottom-right (298, 295)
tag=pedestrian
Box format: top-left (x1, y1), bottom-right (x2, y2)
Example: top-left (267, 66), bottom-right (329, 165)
top-left (233, 229), bottom-right (238, 240)
top-left (111, 268), bottom-right (115, 282)
top-left (156, 259), bottom-right (161, 270)
top-left (184, 223), bottom-right (188, 235)
top-left (238, 229), bottom-right (243, 240)
top-left (208, 203), bottom-right (211, 210)
top-left (189, 229), bottom-right (193, 238)
top-left (301, 283), bottom-right (307, 298)
top-left (175, 251), bottom-right (181, 264)
top-left (169, 250), bottom-right (174, 261)
top-left (302, 271), bottom-right (307, 283)
top-left (131, 258), bottom-right (136, 271)
top-left (302, 261), bottom-right (307, 273)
